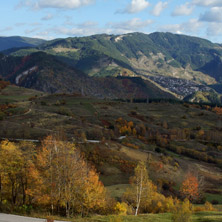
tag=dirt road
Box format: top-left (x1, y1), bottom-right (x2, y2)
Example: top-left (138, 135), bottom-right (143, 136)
top-left (0, 213), bottom-right (68, 222)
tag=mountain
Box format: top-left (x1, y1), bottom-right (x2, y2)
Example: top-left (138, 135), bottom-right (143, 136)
top-left (30, 32), bottom-right (221, 83)
top-left (2, 32), bottom-right (222, 103)
top-left (0, 52), bottom-right (174, 99)
top-left (0, 36), bottom-right (46, 51)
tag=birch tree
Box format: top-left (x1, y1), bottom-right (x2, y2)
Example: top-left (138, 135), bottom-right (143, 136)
top-left (124, 161), bottom-right (153, 216)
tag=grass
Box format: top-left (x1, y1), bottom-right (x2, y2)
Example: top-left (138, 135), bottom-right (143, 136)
top-left (205, 193), bottom-right (222, 204)
top-left (193, 211), bottom-right (222, 222)
top-left (1, 85), bottom-right (44, 102)
top-left (7, 210), bottom-right (222, 222)
top-left (71, 214), bottom-right (172, 222)
top-left (106, 184), bottom-right (130, 199)
top-left (68, 211), bottom-right (222, 222)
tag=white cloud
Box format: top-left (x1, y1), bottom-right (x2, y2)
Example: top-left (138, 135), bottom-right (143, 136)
top-left (77, 21), bottom-right (98, 28)
top-left (51, 18), bottom-right (153, 37)
top-left (52, 26), bottom-right (101, 36)
top-left (192, 0), bottom-right (222, 7)
top-left (41, 13), bottom-right (54, 21)
top-left (33, 31), bottom-right (55, 40)
top-left (25, 27), bottom-right (40, 34)
top-left (152, 1), bottom-right (168, 16)
top-left (172, 2), bottom-right (194, 16)
top-left (159, 24), bottom-right (182, 34)
top-left (0, 27), bottom-right (13, 33)
top-left (118, 0), bottom-right (150, 14)
top-left (199, 7), bottom-right (222, 22)
top-left (18, 0), bottom-right (94, 10)
top-left (16, 0), bottom-right (33, 9)
top-left (207, 22), bottom-right (222, 36)
top-left (159, 19), bottom-right (202, 34)
top-left (30, 22), bottom-right (41, 26)
top-left (15, 23), bottom-right (26, 27)
top-left (52, 20), bottom-right (102, 36)
top-left (110, 18), bottom-right (153, 31)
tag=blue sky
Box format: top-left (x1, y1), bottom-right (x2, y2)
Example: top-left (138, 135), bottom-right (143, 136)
top-left (0, 0), bottom-right (222, 43)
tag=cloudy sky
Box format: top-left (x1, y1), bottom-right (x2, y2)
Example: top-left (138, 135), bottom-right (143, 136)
top-left (1, 0), bottom-right (222, 42)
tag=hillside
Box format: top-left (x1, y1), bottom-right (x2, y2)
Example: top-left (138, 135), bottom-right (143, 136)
top-left (0, 36), bottom-right (45, 51)
top-left (0, 85), bottom-right (222, 206)
top-left (5, 32), bottom-right (222, 102)
top-left (0, 52), bottom-right (174, 99)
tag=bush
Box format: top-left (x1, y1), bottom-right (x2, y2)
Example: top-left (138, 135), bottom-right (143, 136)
top-left (86, 129), bottom-right (103, 140)
top-left (172, 199), bottom-right (192, 222)
top-left (204, 201), bottom-right (215, 211)
top-left (114, 202), bottom-right (128, 215)
top-left (57, 107), bottom-right (72, 116)
top-left (40, 101), bottom-right (47, 106)
top-left (0, 111), bottom-right (5, 120)
top-left (155, 147), bottom-right (161, 153)
top-left (211, 200), bottom-right (219, 205)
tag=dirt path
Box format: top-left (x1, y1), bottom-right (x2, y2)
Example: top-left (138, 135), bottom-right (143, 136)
top-left (0, 213), bottom-right (68, 222)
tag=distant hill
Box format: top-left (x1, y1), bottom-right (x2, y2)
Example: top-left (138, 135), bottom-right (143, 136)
top-left (0, 36), bottom-right (46, 51)
top-left (0, 52), bottom-right (174, 100)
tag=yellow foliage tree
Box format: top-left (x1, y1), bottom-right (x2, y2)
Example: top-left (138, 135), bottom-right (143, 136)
top-left (123, 161), bottom-right (155, 216)
top-left (0, 140), bottom-right (24, 205)
top-left (36, 135), bottom-right (107, 217)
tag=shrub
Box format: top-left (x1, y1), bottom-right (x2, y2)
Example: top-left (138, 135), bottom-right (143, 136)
top-left (204, 201), bottom-right (215, 211)
top-left (172, 199), bottom-right (192, 222)
top-left (57, 107), bottom-right (72, 116)
top-left (40, 101), bottom-right (47, 106)
top-left (114, 202), bottom-right (128, 215)
top-left (211, 200), bottom-right (219, 205)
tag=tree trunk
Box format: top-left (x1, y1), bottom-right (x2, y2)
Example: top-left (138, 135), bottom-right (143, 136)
top-left (135, 171), bottom-right (143, 216)
top-left (66, 202), bottom-right (70, 218)
top-left (21, 178), bottom-right (27, 205)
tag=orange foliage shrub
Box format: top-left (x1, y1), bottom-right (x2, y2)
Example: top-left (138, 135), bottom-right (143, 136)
top-left (0, 80), bottom-right (10, 90)
top-left (180, 173), bottom-right (199, 202)
top-left (212, 106), bottom-right (222, 115)
top-left (122, 142), bottom-right (139, 149)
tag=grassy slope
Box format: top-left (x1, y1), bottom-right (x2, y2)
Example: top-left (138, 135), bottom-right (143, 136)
top-left (0, 86), bottom-right (222, 205)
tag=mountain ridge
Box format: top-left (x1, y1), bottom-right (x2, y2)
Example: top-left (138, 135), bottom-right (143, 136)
top-left (1, 32), bottom-right (222, 103)
top-left (0, 36), bottom-right (46, 52)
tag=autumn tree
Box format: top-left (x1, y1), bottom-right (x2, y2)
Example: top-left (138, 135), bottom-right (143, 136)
top-left (123, 161), bottom-right (154, 216)
top-left (36, 135), bottom-right (106, 217)
top-left (0, 140), bottom-right (24, 205)
top-left (180, 172), bottom-right (199, 203)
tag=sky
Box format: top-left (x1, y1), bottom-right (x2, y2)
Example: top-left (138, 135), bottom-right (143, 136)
top-left (0, 0), bottom-right (222, 43)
